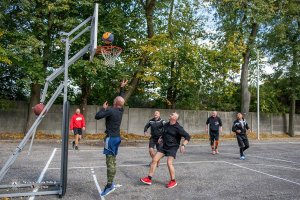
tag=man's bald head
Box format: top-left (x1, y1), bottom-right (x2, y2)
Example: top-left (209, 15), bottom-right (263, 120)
top-left (113, 96), bottom-right (125, 108)
top-left (211, 111), bottom-right (217, 117)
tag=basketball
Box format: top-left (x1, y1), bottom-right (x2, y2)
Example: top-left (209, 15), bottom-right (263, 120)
top-left (33, 103), bottom-right (45, 116)
top-left (102, 32), bottom-right (114, 44)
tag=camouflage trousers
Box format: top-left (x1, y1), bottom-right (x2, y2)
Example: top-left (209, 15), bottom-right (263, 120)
top-left (106, 155), bottom-right (116, 184)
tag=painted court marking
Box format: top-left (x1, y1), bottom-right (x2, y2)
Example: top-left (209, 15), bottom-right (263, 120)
top-left (221, 152), bottom-right (300, 165)
top-left (48, 160), bottom-right (225, 170)
top-left (241, 163), bottom-right (300, 171)
top-left (28, 148), bottom-right (57, 200)
top-left (91, 168), bottom-right (105, 200)
top-left (224, 161), bottom-right (300, 186)
top-left (55, 141), bottom-right (300, 152)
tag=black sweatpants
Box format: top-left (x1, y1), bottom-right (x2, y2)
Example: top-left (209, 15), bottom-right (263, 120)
top-left (236, 134), bottom-right (249, 156)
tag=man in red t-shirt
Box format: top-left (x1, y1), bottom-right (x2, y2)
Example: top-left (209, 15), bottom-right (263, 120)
top-left (70, 108), bottom-right (86, 150)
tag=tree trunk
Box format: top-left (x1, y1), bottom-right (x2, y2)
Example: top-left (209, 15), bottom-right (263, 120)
top-left (167, 61), bottom-right (176, 109)
top-left (166, 0), bottom-right (176, 109)
top-left (25, 83), bottom-right (41, 134)
top-left (124, 0), bottom-right (156, 100)
top-left (288, 42), bottom-right (298, 137)
top-left (145, 0), bottom-right (156, 38)
top-left (241, 22), bottom-right (258, 114)
top-left (288, 96), bottom-right (295, 137)
top-left (124, 71), bottom-right (142, 102)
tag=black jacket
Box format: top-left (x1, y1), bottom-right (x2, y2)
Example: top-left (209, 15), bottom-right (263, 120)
top-left (206, 116), bottom-right (222, 131)
top-left (162, 122), bottom-right (190, 148)
top-left (144, 118), bottom-right (165, 138)
top-left (232, 119), bottom-right (250, 134)
top-left (94, 87), bottom-right (125, 137)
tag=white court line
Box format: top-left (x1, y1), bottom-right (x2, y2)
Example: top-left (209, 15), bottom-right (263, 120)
top-left (91, 168), bottom-right (105, 200)
top-left (56, 141), bottom-right (300, 152)
top-left (221, 152), bottom-right (300, 165)
top-left (241, 163), bottom-right (300, 171)
top-left (224, 161), bottom-right (300, 186)
top-left (48, 160), bottom-right (224, 170)
top-left (28, 148), bottom-right (57, 200)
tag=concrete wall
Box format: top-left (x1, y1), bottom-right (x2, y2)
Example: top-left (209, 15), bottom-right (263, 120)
top-left (0, 101), bottom-right (299, 135)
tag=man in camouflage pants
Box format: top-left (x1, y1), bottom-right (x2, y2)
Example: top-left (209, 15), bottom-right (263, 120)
top-left (95, 80), bottom-right (128, 197)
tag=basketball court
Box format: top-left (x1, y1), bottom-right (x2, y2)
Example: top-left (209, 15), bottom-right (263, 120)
top-left (1, 139), bottom-right (299, 199)
top-left (1, 3), bottom-right (299, 200)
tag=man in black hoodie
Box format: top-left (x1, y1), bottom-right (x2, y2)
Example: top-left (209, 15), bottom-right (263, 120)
top-left (140, 112), bottom-right (190, 189)
top-left (144, 111), bottom-right (165, 164)
top-left (232, 112), bottom-right (251, 160)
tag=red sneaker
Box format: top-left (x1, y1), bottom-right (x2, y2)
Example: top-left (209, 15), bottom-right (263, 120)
top-left (166, 180), bottom-right (177, 188)
top-left (140, 177), bottom-right (152, 185)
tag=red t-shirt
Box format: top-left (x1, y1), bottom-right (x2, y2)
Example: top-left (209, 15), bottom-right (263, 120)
top-left (70, 113), bottom-right (86, 129)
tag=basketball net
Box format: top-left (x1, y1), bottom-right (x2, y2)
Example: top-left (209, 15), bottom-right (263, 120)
top-left (96, 45), bottom-right (122, 67)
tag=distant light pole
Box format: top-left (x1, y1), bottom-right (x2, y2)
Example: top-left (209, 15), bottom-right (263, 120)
top-left (257, 50), bottom-right (260, 140)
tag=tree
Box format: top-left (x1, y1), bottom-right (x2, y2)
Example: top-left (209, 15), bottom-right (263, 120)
top-left (209, 0), bottom-right (278, 114)
top-left (0, 0), bottom-right (96, 132)
top-left (263, 0), bottom-right (300, 136)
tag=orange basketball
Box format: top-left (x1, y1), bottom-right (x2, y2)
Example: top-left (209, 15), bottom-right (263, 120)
top-left (33, 103), bottom-right (45, 116)
top-left (102, 32), bottom-right (114, 44)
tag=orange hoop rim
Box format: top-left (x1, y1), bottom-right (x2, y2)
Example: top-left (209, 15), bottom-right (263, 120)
top-left (95, 45), bottom-right (122, 55)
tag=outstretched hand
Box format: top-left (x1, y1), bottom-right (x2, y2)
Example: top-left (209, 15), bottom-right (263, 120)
top-left (121, 80), bottom-right (128, 87)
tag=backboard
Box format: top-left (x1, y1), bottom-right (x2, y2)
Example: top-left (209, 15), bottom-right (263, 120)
top-left (89, 3), bottom-right (99, 61)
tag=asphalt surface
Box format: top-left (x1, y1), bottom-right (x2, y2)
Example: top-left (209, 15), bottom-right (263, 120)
top-left (0, 139), bottom-right (300, 200)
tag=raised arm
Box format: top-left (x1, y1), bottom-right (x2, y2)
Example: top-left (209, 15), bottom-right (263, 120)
top-left (119, 80), bottom-right (128, 97)
top-left (95, 101), bottom-right (112, 120)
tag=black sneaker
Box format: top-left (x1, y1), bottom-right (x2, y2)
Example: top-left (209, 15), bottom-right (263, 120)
top-left (72, 141), bottom-right (75, 149)
top-left (75, 146), bottom-right (79, 150)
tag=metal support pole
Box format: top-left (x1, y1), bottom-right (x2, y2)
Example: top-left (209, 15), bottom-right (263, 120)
top-left (40, 66), bottom-right (64, 103)
top-left (59, 36), bottom-right (70, 197)
top-left (257, 50), bottom-right (260, 140)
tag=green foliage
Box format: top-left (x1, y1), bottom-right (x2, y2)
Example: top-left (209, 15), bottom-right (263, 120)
top-left (0, 0), bottom-right (297, 114)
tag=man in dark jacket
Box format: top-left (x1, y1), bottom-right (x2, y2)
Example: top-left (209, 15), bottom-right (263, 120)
top-left (94, 80), bottom-right (128, 197)
top-left (140, 112), bottom-right (190, 189)
top-left (206, 111), bottom-right (222, 154)
top-left (232, 112), bottom-right (251, 160)
top-left (144, 111), bottom-right (165, 164)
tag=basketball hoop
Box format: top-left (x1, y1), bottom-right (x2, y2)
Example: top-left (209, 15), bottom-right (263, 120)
top-left (96, 45), bottom-right (122, 66)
